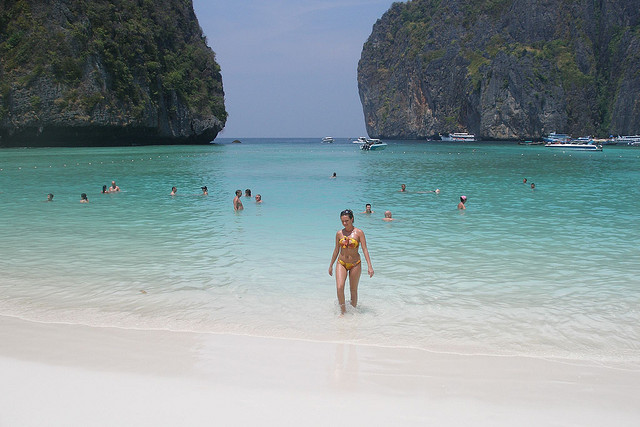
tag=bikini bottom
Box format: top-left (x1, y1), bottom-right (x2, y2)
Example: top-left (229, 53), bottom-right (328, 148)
top-left (338, 259), bottom-right (361, 271)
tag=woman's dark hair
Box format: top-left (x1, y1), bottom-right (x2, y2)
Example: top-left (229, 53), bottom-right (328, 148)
top-left (81, 193), bottom-right (87, 200)
top-left (340, 209), bottom-right (354, 220)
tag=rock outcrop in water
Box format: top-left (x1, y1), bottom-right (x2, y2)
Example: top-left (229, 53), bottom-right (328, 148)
top-left (0, 0), bottom-right (226, 146)
top-left (357, 0), bottom-right (640, 140)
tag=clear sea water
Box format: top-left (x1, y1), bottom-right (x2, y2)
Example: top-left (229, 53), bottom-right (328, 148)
top-left (1, 138), bottom-right (639, 368)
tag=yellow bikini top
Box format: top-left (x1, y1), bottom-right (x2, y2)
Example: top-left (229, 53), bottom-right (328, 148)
top-left (339, 236), bottom-right (359, 249)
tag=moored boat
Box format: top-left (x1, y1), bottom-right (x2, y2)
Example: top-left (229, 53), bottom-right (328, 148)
top-left (543, 132), bottom-right (571, 143)
top-left (544, 141), bottom-right (602, 151)
top-left (440, 132), bottom-right (476, 142)
top-left (571, 136), bottom-right (593, 144)
top-left (360, 139), bottom-right (387, 151)
top-left (321, 136), bottom-right (334, 143)
top-left (614, 135), bottom-right (640, 145)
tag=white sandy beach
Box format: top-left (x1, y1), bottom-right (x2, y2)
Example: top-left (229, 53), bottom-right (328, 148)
top-left (1, 315), bottom-right (638, 427)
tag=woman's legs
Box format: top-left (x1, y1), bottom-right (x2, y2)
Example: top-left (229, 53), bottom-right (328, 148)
top-left (335, 263), bottom-right (348, 314)
top-left (348, 263), bottom-right (362, 308)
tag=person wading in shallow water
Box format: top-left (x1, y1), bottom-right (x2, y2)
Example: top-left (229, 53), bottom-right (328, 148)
top-left (328, 209), bottom-right (374, 315)
top-left (233, 190), bottom-right (244, 211)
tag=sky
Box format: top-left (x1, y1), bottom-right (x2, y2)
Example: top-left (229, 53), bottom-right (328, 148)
top-left (192, 1), bottom-right (396, 138)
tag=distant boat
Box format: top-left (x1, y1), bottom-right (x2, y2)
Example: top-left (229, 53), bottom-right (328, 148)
top-left (543, 132), bottom-right (571, 143)
top-left (614, 135), bottom-right (640, 145)
top-left (321, 136), bottom-right (334, 143)
top-left (360, 139), bottom-right (387, 151)
top-left (440, 132), bottom-right (476, 142)
top-left (544, 141), bottom-right (602, 151)
top-left (352, 136), bottom-right (369, 144)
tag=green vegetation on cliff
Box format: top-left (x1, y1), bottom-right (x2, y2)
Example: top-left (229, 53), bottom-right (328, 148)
top-left (0, 0), bottom-right (226, 146)
top-left (358, 0), bottom-right (640, 139)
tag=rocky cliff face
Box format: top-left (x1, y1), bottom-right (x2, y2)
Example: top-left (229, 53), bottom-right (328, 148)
top-left (0, 0), bottom-right (226, 146)
top-left (358, 0), bottom-right (640, 140)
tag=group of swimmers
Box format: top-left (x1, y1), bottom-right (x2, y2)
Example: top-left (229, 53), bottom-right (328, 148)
top-left (43, 180), bottom-right (269, 206)
top-left (523, 177), bottom-right (536, 189)
top-left (46, 180), bottom-right (121, 203)
top-left (360, 203), bottom-right (395, 221)
top-left (101, 181), bottom-right (121, 194)
top-left (233, 188), bottom-right (262, 211)
top-left (169, 185), bottom-right (212, 196)
top-left (350, 184), bottom-right (465, 223)
top-left (399, 183), bottom-right (468, 209)
top-left (401, 183), bottom-right (468, 211)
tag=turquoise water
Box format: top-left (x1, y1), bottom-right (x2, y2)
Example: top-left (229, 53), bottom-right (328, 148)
top-left (1, 138), bottom-right (639, 367)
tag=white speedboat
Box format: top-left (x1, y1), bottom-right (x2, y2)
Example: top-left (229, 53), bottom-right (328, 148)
top-left (352, 136), bottom-right (369, 144)
top-left (321, 136), bottom-right (334, 143)
top-left (360, 139), bottom-right (387, 151)
top-left (440, 132), bottom-right (476, 142)
top-left (544, 141), bottom-right (602, 151)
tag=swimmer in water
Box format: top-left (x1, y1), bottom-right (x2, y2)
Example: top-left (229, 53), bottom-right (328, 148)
top-left (458, 195), bottom-right (466, 209)
top-left (361, 203), bottom-right (373, 214)
top-left (80, 193), bottom-right (89, 203)
top-left (382, 210), bottom-right (394, 221)
top-left (233, 189), bottom-right (244, 211)
top-left (328, 209), bottom-right (374, 315)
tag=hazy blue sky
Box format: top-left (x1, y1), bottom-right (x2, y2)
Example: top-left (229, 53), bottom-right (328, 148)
top-left (192, 1), bottom-right (395, 138)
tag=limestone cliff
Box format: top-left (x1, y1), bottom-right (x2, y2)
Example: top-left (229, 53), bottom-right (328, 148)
top-left (0, 0), bottom-right (226, 146)
top-left (358, 0), bottom-right (640, 140)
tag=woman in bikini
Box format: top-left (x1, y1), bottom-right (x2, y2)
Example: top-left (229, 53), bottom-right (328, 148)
top-left (328, 209), bottom-right (374, 314)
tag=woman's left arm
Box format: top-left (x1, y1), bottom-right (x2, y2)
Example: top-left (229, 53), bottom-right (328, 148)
top-left (359, 230), bottom-right (374, 277)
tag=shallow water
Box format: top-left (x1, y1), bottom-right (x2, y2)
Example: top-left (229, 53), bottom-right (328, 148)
top-left (1, 139), bottom-right (639, 367)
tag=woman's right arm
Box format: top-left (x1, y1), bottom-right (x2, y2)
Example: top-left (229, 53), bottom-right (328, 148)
top-left (328, 233), bottom-right (340, 276)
